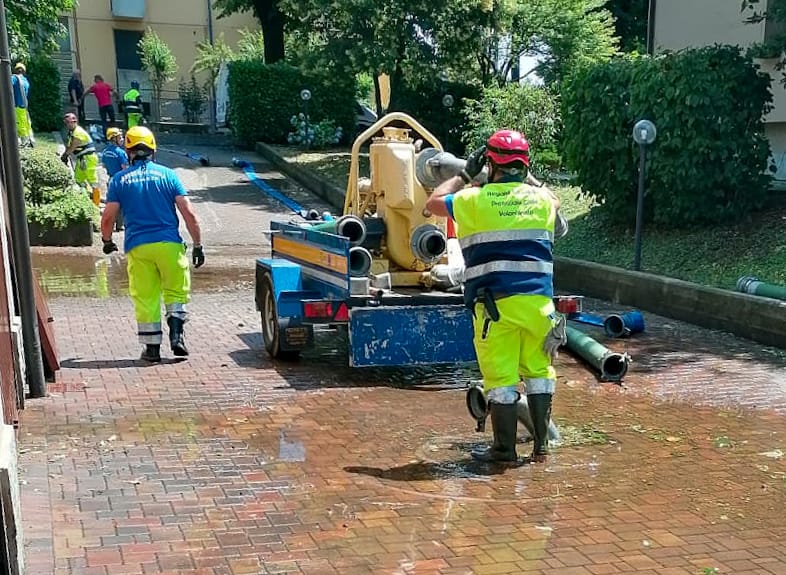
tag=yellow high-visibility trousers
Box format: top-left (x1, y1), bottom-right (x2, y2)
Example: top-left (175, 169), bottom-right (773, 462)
top-left (127, 242), bottom-right (191, 345)
top-left (473, 294), bottom-right (557, 401)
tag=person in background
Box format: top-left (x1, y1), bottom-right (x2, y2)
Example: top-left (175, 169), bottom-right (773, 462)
top-left (123, 81), bottom-right (144, 129)
top-left (102, 127), bottom-right (129, 231)
top-left (68, 70), bottom-right (85, 123)
top-left (61, 112), bottom-right (101, 206)
top-left (82, 74), bottom-right (118, 137)
top-left (100, 126), bottom-right (205, 363)
top-left (11, 63), bottom-right (34, 147)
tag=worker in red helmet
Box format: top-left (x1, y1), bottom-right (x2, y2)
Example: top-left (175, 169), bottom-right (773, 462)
top-left (426, 130), bottom-right (567, 464)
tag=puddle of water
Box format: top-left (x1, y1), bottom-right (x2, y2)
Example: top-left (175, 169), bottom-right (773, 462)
top-left (32, 252), bottom-right (254, 298)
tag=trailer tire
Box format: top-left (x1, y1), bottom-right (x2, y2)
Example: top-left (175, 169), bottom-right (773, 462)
top-left (260, 272), bottom-right (300, 361)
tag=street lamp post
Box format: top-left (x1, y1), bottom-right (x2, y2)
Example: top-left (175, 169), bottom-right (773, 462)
top-left (631, 119), bottom-right (657, 271)
top-left (300, 89), bottom-right (312, 149)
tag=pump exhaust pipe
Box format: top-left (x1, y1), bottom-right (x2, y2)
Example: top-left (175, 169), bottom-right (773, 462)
top-left (311, 214), bottom-right (367, 246)
top-left (348, 246), bottom-right (372, 277)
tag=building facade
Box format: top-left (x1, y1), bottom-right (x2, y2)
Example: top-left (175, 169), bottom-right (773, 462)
top-left (59, 0), bottom-right (258, 122)
top-left (652, 0), bottom-right (786, 181)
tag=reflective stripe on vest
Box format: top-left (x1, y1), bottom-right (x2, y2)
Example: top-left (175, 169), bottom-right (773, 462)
top-left (464, 260), bottom-right (553, 281)
top-left (452, 181), bottom-right (555, 301)
top-left (459, 228), bottom-right (554, 249)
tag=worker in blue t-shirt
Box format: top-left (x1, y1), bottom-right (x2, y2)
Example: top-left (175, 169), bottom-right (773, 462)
top-left (11, 63), bottom-right (34, 147)
top-left (101, 127), bottom-right (129, 231)
top-left (100, 126), bottom-right (205, 363)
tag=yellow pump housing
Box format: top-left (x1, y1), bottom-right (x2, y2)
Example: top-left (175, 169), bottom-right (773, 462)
top-left (344, 113), bottom-right (448, 285)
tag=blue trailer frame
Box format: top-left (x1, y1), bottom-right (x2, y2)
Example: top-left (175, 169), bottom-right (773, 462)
top-left (255, 221), bottom-right (477, 367)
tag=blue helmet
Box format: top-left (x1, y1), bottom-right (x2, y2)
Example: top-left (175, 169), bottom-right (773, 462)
top-left (130, 81), bottom-right (140, 89)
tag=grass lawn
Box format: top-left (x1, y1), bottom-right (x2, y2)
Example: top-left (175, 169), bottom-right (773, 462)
top-left (271, 144), bottom-right (786, 290)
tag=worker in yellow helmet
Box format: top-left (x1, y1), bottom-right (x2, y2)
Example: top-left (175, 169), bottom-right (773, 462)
top-left (100, 126), bottom-right (205, 363)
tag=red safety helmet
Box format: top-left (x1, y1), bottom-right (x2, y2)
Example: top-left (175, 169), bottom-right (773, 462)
top-left (486, 130), bottom-right (530, 167)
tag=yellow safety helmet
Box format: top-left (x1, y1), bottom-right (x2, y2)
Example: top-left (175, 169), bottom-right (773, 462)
top-left (125, 125), bottom-right (157, 152)
top-left (13, 63), bottom-right (25, 73)
top-left (106, 127), bottom-right (123, 140)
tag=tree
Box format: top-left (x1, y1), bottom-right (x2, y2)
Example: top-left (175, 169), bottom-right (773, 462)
top-left (605, 0), bottom-right (648, 53)
top-left (212, 0), bottom-right (286, 63)
top-left (743, 0), bottom-right (786, 86)
top-left (138, 28), bottom-right (178, 121)
top-left (5, 0), bottom-right (76, 58)
top-left (474, 0), bottom-right (619, 87)
top-left (280, 0), bottom-right (490, 112)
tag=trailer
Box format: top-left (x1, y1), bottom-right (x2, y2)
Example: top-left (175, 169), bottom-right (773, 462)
top-left (255, 221), bottom-right (476, 366)
top-left (255, 112), bottom-right (478, 367)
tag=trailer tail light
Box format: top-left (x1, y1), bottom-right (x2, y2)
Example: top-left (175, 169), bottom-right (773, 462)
top-left (304, 301), bottom-right (333, 318)
top-left (333, 303), bottom-right (349, 322)
top-left (554, 295), bottom-right (583, 315)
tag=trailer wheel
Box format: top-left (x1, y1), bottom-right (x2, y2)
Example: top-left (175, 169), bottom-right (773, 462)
top-left (260, 272), bottom-right (300, 361)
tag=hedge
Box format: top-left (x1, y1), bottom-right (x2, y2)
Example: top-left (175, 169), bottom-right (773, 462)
top-left (26, 54), bottom-right (63, 132)
top-left (561, 46), bottom-right (773, 226)
top-left (228, 61), bottom-right (356, 146)
top-left (390, 80), bottom-right (481, 156)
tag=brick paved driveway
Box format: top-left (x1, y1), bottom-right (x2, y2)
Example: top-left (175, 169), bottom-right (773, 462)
top-left (19, 147), bottom-right (786, 574)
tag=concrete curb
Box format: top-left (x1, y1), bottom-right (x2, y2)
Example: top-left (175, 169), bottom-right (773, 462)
top-left (253, 140), bottom-right (786, 349)
top-left (555, 257), bottom-right (786, 349)
top-left (255, 142), bottom-right (345, 210)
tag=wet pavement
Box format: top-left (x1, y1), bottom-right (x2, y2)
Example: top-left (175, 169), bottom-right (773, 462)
top-left (18, 145), bottom-right (786, 575)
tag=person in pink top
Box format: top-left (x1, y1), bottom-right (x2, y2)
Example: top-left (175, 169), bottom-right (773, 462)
top-left (82, 74), bottom-right (118, 138)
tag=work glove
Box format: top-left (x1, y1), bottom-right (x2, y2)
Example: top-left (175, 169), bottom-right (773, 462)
top-left (543, 313), bottom-right (567, 361)
top-left (192, 245), bottom-right (205, 268)
top-left (102, 239), bottom-right (118, 255)
top-left (461, 145), bottom-right (487, 183)
top-left (60, 152), bottom-right (69, 164)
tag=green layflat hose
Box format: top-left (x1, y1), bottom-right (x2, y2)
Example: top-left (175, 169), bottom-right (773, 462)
top-left (736, 276), bottom-right (786, 302)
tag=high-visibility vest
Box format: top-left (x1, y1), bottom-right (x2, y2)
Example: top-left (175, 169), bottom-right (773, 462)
top-left (67, 125), bottom-right (96, 157)
top-left (123, 88), bottom-right (142, 113)
top-left (452, 180), bottom-right (556, 305)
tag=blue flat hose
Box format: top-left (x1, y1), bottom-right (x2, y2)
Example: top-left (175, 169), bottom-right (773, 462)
top-left (233, 158), bottom-right (306, 216)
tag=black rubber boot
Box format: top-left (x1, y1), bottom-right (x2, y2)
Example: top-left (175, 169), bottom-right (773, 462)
top-left (140, 344), bottom-right (161, 363)
top-left (167, 316), bottom-right (189, 357)
top-left (471, 402), bottom-right (518, 463)
top-left (528, 393), bottom-right (553, 463)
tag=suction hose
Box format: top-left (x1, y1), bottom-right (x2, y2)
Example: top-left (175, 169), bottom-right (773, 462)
top-left (311, 214), bottom-right (367, 246)
top-left (565, 325), bottom-right (629, 382)
top-left (348, 246), bottom-right (372, 277)
top-left (415, 149), bottom-right (466, 188)
top-left (736, 276), bottom-right (786, 302)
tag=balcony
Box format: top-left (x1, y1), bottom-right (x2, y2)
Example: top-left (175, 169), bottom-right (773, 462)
top-left (111, 0), bottom-right (145, 19)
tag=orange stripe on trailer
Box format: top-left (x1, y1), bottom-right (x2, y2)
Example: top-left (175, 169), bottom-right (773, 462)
top-left (273, 236), bottom-right (349, 275)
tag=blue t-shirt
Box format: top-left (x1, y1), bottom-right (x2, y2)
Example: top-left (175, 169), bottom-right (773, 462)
top-left (107, 160), bottom-right (188, 253)
top-left (11, 75), bottom-right (29, 109)
top-left (101, 144), bottom-right (128, 177)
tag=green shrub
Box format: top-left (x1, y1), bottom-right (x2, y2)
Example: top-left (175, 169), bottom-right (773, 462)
top-left (462, 84), bottom-right (562, 175)
top-left (178, 75), bottom-right (207, 123)
top-left (26, 54), bottom-right (62, 132)
top-left (562, 46), bottom-right (773, 226)
top-left (20, 146), bottom-right (73, 202)
top-left (287, 114), bottom-right (342, 149)
top-left (228, 60), bottom-right (356, 146)
top-left (390, 80), bottom-right (482, 156)
top-left (26, 186), bottom-right (99, 230)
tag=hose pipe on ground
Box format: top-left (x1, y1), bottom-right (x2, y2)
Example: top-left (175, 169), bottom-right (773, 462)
top-left (565, 325), bottom-right (629, 383)
top-left (736, 276), bottom-right (786, 302)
